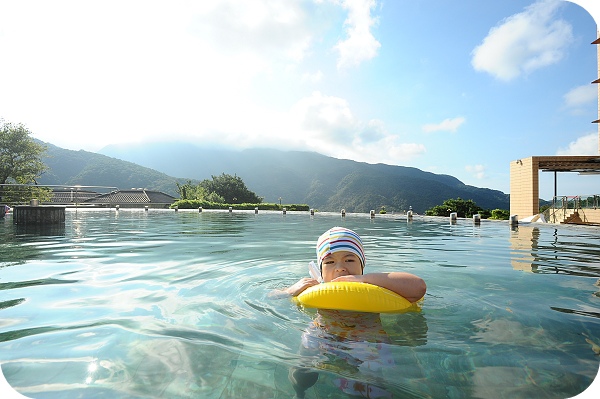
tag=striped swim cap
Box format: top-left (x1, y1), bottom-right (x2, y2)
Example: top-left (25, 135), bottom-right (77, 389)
top-left (316, 227), bottom-right (365, 269)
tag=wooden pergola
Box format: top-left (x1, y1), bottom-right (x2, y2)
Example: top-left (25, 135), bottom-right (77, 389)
top-left (510, 156), bottom-right (600, 219)
top-left (509, 32), bottom-right (600, 220)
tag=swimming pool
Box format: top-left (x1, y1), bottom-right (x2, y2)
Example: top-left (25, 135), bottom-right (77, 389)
top-left (0, 209), bottom-right (598, 398)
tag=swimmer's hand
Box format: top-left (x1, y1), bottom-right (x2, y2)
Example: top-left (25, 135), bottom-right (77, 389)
top-left (285, 277), bottom-right (320, 296)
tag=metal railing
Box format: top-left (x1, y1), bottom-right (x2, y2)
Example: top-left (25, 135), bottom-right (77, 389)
top-left (543, 195), bottom-right (599, 224)
top-left (0, 184), bottom-right (119, 207)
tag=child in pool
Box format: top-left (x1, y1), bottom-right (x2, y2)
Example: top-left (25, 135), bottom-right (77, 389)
top-left (285, 227), bottom-right (427, 398)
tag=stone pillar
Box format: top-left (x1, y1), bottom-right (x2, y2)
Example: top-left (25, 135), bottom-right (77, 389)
top-left (509, 157), bottom-right (539, 219)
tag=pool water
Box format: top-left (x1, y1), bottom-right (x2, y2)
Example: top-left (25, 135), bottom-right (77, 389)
top-left (0, 209), bottom-right (599, 398)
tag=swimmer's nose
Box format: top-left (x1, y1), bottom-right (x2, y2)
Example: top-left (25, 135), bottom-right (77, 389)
top-left (334, 264), bottom-right (349, 273)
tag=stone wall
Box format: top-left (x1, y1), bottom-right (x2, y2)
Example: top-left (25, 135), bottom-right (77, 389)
top-left (13, 206), bottom-right (66, 224)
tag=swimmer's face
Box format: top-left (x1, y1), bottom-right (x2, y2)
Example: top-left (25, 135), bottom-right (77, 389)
top-left (320, 251), bottom-right (363, 282)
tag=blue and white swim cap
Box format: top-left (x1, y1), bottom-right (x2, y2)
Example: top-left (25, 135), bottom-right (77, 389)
top-left (316, 227), bottom-right (365, 269)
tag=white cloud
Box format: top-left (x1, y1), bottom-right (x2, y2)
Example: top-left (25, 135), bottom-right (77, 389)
top-left (189, 0), bottom-right (313, 62)
top-left (289, 91), bottom-right (425, 163)
top-left (563, 84), bottom-right (597, 109)
top-left (0, 0), bottom-right (321, 151)
top-left (0, 0), bottom-right (421, 166)
top-left (422, 117), bottom-right (466, 133)
top-left (334, 0), bottom-right (381, 69)
top-left (471, 0), bottom-right (573, 81)
top-left (358, 119), bottom-right (387, 143)
top-left (556, 133), bottom-right (598, 155)
top-left (466, 164), bottom-right (486, 179)
top-left (301, 70), bottom-right (324, 83)
top-left (292, 91), bottom-right (356, 141)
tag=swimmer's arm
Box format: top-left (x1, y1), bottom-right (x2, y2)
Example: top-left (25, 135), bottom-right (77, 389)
top-left (268, 277), bottom-right (320, 298)
top-left (332, 272), bottom-right (426, 303)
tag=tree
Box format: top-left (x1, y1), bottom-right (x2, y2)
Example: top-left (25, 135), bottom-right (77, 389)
top-left (425, 197), bottom-right (483, 218)
top-left (199, 173), bottom-right (262, 204)
top-left (0, 121), bottom-right (47, 184)
top-left (489, 208), bottom-right (510, 220)
top-left (176, 180), bottom-right (207, 200)
top-left (0, 120), bottom-right (49, 203)
top-left (175, 174), bottom-right (261, 204)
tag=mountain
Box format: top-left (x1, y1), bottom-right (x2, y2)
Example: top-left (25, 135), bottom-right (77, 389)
top-left (96, 142), bottom-right (509, 213)
top-left (37, 141), bottom-right (193, 196)
top-left (33, 140), bottom-right (509, 213)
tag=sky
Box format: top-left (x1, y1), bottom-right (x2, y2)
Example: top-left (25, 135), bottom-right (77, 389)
top-left (1, 0), bottom-right (600, 200)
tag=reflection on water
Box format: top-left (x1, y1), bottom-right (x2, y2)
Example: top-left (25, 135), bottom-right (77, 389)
top-left (0, 218), bottom-right (65, 268)
top-left (510, 224), bottom-right (600, 277)
top-left (509, 225), bottom-right (539, 272)
top-left (0, 210), bottom-right (598, 398)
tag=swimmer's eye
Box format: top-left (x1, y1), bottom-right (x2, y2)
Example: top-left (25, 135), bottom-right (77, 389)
top-left (322, 256), bottom-right (358, 265)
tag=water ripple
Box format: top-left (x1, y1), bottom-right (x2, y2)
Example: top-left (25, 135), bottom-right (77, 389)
top-left (0, 210), bottom-right (598, 398)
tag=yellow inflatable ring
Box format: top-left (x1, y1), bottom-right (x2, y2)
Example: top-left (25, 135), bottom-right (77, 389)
top-left (294, 282), bottom-right (413, 313)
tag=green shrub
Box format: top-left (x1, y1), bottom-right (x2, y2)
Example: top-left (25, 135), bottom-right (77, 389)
top-left (425, 198), bottom-right (483, 218)
top-left (479, 209), bottom-right (491, 219)
top-left (171, 200), bottom-right (309, 211)
top-left (423, 198), bottom-right (511, 220)
top-left (489, 208), bottom-right (510, 220)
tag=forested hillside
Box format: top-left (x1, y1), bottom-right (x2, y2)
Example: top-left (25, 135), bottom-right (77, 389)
top-left (38, 142), bottom-right (190, 196)
top-left (100, 142), bottom-right (509, 213)
top-left (37, 140), bottom-right (509, 213)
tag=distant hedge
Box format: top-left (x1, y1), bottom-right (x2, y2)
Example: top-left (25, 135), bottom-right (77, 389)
top-left (425, 197), bottom-right (510, 220)
top-left (171, 200), bottom-right (310, 211)
top-left (489, 208), bottom-right (510, 220)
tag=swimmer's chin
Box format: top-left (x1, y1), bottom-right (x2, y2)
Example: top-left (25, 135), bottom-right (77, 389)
top-left (331, 274), bottom-right (353, 280)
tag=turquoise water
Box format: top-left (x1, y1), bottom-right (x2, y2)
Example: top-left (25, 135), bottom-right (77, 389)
top-left (0, 209), bottom-right (599, 398)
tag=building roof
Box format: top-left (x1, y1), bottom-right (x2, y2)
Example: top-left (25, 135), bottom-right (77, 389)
top-left (50, 190), bottom-right (103, 204)
top-left (530, 155), bottom-right (600, 173)
top-left (48, 189), bottom-right (177, 205)
top-left (85, 189), bottom-right (176, 204)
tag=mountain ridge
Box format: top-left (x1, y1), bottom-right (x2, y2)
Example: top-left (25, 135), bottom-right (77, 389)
top-left (37, 140), bottom-right (509, 213)
top-left (98, 142), bottom-right (509, 213)
top-left (38, 141), bottom-right (194, 195)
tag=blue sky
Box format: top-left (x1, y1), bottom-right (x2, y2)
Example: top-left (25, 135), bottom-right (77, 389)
top-left (1, 0), bottom-right (599, 199)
